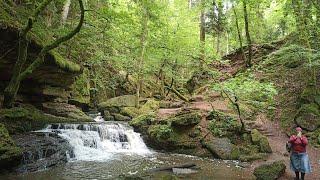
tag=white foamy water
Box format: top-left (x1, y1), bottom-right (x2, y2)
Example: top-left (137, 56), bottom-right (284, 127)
top-left (93, 113), bottom-right (105, 122)
top-left (38, 122), bottom-right (151, 161)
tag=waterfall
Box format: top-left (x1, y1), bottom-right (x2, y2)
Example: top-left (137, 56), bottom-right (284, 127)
top-left (38, 122), bottom-right (151, 161)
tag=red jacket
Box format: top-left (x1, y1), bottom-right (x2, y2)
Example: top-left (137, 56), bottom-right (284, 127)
top-left (289, 135), bottom-right (308, 153)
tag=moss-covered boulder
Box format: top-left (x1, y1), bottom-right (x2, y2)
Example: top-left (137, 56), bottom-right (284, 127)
top-left (299, 85), bottom-right (320, 106)
top-left (0, 123), bottom-right (22, 170)
top-left (207, 110), bottom-right (241, 138)
top-left (0, 104), bottom-right (90, 134)
top-left (42, 102), bottom-right (91, 121)
top-left (140, 99), bottom-right (160, 113)
top-left (253, 161), bottom-right (286, 180)
top-left (69, 68), bottom-right (91, 110)
top-left (251, 129), bottom-right (272, 153)
top-left (129, 113), bottom-right (156, 131)
top-left (201, 137), bottom-right (239, 160)
top-left (295, 103), bottom-right (320, 131)
top-left (170, 112), bottom-right (201, 127)
top-left (148, 124), bottom-right (174, 143)
top-left (98, 95), bottom-right (137, 110)
top-left (120, 107), bottom-right (141, 118)
top-left (112, 113), bottom-right (131, 121)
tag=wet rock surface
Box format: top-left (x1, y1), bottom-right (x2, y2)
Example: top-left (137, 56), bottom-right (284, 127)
top-left (13, 132), bottom-right (74, 173)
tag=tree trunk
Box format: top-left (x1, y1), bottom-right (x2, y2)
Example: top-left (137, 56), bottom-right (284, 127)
top-left (232, 5), bottom-right (246, 63)
top-left (3, 0), bottom-right (85, 108)
top-left (136, 4), bottom-right (149, 107)
top-left (3, 0), bottom-right (53, 108)
top-left (216, 31), bottom-right (220, 56)
top-left (199, 0), bottom-right (205, 67)
top-left (242, 0), bottom-right (252, 67)
top-left (61, 0), bottom-right (71, 25)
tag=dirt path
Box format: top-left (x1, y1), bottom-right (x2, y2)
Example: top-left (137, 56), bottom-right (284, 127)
top-left (157, 100), bottom-right (320, 179)
top-left (247, 114), bottom-right (320, 180)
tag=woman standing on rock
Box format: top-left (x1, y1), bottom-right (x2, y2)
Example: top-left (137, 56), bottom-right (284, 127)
top-left (289, 127), bottom-right (311, 180)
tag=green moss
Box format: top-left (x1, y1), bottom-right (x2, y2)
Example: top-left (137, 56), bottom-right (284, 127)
top-left (253, 161), bottom-right (286, 180)
top-left (295, 103), bottom-right (320, 131)
top-left (251, 129), bottom-right (272, 153)
top-left (148, 124), bottom-right (173, 142)
top-left (121, 107), bottom-right (141, 118)
top-left (170, 112), bottom-right (201, 127)
top-left (50, 51), bottom-right (81, 72)
top-left (300, 84), bottom-right (320, 105)
top-left (239, 153), bottom-right (267, 162)
top-left (70, 68), bottom-right (90, 106)
top-left (208, 110), bottom-right (240, 137)
top-left (98, 95), bottom-right (136, 110)
top-left (0, 123), bottom-right (22, 169)
top-left (140, 99), bottom-right (160, 113)
top-left (0, 104), bottom-right (88, 133)
top-left (129, 113), bottom-right (156, 129)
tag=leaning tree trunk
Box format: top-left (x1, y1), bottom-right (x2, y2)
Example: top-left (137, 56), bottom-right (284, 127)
top-left (3, 0), bottom-right (53, 108)
top-left (3, 0), bottom-right (85, 108)
top-left (242, 0), bottom-right (252, 67)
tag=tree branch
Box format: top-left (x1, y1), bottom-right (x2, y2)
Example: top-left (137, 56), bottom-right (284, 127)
top-left (19, 0), bottom-right (85, 80)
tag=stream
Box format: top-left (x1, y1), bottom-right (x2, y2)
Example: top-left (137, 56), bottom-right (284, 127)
top-left (1, 114), bottom-right (254, 179)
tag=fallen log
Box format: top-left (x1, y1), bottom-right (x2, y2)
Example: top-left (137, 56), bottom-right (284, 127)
top-left (147, 163), bottom-right (196, 172)
top-left (164, 81), bottom-right (189, 102)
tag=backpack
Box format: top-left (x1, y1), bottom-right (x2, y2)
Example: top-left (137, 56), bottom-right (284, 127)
top-left (286, 141), bottom-right (292, 152)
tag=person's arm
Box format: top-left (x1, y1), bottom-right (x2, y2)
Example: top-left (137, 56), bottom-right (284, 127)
top-left (301, 136), bottom-right (308, 145)
top-left (289, 135), bottom-right (297, 143)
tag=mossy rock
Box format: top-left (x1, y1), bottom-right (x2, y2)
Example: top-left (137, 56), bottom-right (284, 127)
top-left (0, 123), bottom-right (22, 169)
top-left (239, 153), bottom-right (267, 162)
top-left (147, 124), bottom-right (174, 143)
top-left (295, 103), bottom-right (320, 131)
top-left (98, 95), bottom-right (137, 110)
top-left (202, 137), bottom-right (238, 160)
top-left (120, 107), bottom-right (141, 118)
top-left (112, 113), bottom-right (131, 121)
top-left (253, 161), bottom-right (286, 180)
top-left (207, 110), bottom-right (241, 137)
top-left (0, 104), bottom-right (89, 134)
top-left (251, 129), bottom-right (272, 153)
top-left (129, 113), bottom-right (156, 131)
top-left (140, 99), bottom-right (160, 113)
top-left (300, 85), bottom-right (320, 106)
top-left (170, 112), bottom-right (201, 127)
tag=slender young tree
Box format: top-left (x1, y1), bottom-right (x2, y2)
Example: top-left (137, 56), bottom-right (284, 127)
top-left (199, 0), bottom-right (206, 66)
top-left (242, 0), bottom-right (252, 67)
top-left (232, 4), bottom-right (246, 63)
top-left (136, 1), bottom-right (149, 107)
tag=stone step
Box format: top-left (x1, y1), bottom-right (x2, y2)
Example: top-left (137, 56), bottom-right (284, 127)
top-left (264, 133), bottom-right (274, 137)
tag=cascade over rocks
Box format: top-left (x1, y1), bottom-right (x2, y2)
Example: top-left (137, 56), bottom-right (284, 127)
top-left (13, 132), bottom-right (74, 173)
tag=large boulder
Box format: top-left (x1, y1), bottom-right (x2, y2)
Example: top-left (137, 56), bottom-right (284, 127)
top-left (42, 102), bottom-right (91, 121)
top-left (295, 103), bottom-right (320, 131)
top-left (253, 161), bottom-right (286, 180)
top-left (112, 113), bottom-right (131, 121)
top-left (201, 137), bottom-right (239, 160)
top-left (14, 132), bottom-right (74, 172)
top-left (140, 99), bottom-right (160, 113)
top-left (0, 123), bottom-right (22, 170)
top-left (0, 104), bottom-right (89, 134)
top-left (98, 95), bottom-right (137, 110)
top-left (170, 111), bottom-right (201, 127)
top-left (129, 113), bottom-right (156, 132)
top-left (251, 129), bottom-right (272, 153)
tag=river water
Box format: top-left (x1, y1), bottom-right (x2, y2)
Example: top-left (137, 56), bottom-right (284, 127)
top-left (1, 115), bottom-right (254, 180)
